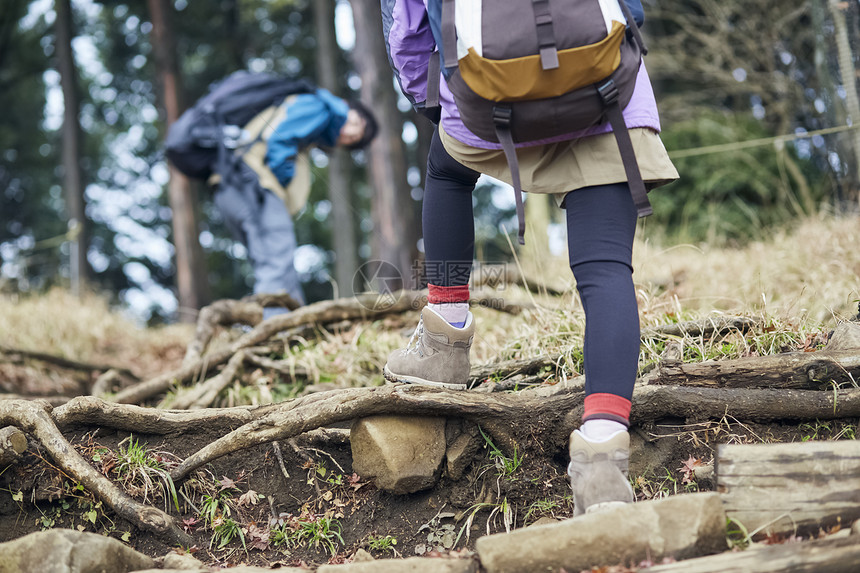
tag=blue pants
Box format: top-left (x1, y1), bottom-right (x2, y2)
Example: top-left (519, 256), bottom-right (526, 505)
top-left (213, 163), bottom-right (305, 312)
top-left (422, 130), bottom-right (639, 401)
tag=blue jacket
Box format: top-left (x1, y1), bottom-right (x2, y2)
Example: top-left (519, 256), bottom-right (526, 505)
top-left (265, 89), bottom-right (349, 186)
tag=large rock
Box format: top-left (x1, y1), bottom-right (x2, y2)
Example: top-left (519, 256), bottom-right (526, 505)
top-left (475, 493), bottom-right (727, 573)
top-left (824, 321), bottom-right (860, 351)
top-left (318, 556), bottom-right (478, 572)
top-left (136, 565), bottom-right (310, 573)
top-left (350, 416), bottom-right (446, 494)
top-left (0, 529), bottom-right (154, 573)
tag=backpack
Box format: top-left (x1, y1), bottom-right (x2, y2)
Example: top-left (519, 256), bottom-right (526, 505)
top-left (425, 0), bottom-right (650, 244)
top-left (165, 71), bottom-right (316, 181)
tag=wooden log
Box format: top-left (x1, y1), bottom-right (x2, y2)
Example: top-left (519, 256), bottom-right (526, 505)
top-left (650, 349), bottom-right (860, 390)
top-left (645, 534), bottom-right (860, 573)
top-left (631, 385), bottom-right (860, 424)
top-left (469, 316), bottom-right (759, 386)
top-left (716, 440), bottom-right (860, 538)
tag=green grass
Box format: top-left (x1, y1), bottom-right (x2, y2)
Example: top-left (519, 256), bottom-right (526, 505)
top-left (479, 427), bottom-right (523, 478)
top-left (271, 514), bottom-right (344, 557)
top-left (210, 516), bottom-right (246, 551)
top-left (365, 534), bottom-right (398, 554)
top-left (113, 436), bottom-right (179, 512)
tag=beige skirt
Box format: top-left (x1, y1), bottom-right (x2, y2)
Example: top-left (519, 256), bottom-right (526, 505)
top-left (439, 124), bottom-right (679, 207)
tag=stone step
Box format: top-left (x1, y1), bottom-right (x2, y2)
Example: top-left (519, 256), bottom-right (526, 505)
top-left (475, 492), bottom-right (727, 573)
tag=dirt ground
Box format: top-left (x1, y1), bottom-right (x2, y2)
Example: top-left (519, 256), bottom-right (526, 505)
top-left (2, 297), bottom-right (858, 570)
top-left (1, 392), bottom-right (851, 570)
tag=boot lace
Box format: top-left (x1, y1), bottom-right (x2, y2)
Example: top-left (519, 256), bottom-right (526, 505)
top-left (405, 316), bottom-right (426, 357)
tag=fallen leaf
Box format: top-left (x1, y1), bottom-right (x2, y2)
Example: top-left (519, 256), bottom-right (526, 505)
top-left (678, 455), bottom-right (703, 484)
top-left (238, 489), bottom-right (259, 507)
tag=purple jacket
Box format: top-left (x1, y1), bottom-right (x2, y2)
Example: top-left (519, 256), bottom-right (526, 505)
top-left (382, 0), bottom-right (663, 149)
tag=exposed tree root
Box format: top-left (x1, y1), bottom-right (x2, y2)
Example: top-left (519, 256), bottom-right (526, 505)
top-left (170, 350), bottom-right (249, 410)
top-left (0, 426), bottom-right (27, 465)
top-left (112, 291), bottom-right (427, 405)
top-left (169, 384), bottom-right (581, 481)
top-left (182, 294), bottom-right (302, 366)
top-left (0, 344), bottom-right (139, 382)
top-left (169, 380), bottom-right (860, 482)
top-left (52, 396), bottom-right (264, 434)
top-left (0, 400), bottom-right (191, 546)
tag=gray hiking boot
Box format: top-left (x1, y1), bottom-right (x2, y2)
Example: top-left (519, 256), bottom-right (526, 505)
top-left (383, 306), bottom-right (474, 390)
top-left (568, 429), bottom-right (634, 516)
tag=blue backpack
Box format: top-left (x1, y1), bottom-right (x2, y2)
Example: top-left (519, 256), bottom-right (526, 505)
top-left (165, 71), bottom-right (315, 181)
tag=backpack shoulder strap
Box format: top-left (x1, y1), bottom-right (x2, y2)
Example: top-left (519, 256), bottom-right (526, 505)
top-left (598, 80), bottom-right (652, 217)
top-left (492, 105), bottom-right (526, 245)
top-left (619, 0), bottom-right (648, 55)
top-left (441, 0), bottom-right (457, 69)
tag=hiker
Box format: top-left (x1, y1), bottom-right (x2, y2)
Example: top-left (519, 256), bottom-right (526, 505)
top-left (380, 0), bottom-right (678, 515)
top-left (166, 72), bottom-right (377, 318)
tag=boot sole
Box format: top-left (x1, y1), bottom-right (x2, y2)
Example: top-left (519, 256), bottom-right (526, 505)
top-left (584, 500), bottom-right (630, 515)
top-left (383, 365), bottom-right (467, 390)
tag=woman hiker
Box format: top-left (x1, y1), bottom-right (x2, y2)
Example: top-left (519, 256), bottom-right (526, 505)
top-left (379, 0), bottom-right (679, 515)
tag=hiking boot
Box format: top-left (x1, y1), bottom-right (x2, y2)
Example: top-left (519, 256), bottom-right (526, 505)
top-left (383, 306), bottom-right (474, 390)
top-left (568, 429), bottom-right (634, 516)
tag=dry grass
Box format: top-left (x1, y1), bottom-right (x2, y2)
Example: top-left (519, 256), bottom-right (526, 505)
top-left (1, 214), bottom-right (856, 389)
top-left (0, 287), bottom-right (193, 377)
top-left (634, 213), bottom-right (860, 324)
top-left (466, 213), bottom-right (859, 374)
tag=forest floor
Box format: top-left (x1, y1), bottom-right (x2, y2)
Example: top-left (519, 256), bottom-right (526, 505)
top-left (1, 215), bottom-right (859, 570)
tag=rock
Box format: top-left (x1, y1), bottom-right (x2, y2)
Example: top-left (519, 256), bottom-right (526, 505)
top-left (824, 322), bottom-right (860, 351)
top-left (0, 529), bottom-right (154, 573)
top-left (350, 416), bottom-right (447, 494)
top-left (628, 429), bottom-right (676, 478)
top-left (161, 551), bottom-right (207, 569)
top-left (136, 565), bottom-right (310, 573)
top-left (352, 548), bottom-right (375, 562)
top-left (475, 493), bottom-right (727, 573)
top-left (528, 517), bottom-right (560, 527)
top-left (318, 556), bottom-right (478, 572)
top-left (445, 420), bottom-right (481, 480)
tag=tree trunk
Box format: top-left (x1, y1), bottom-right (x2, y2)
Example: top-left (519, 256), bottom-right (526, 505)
top-left (829, 0), bottom-right (860, 206)
top-left (147, 0), bottom-right (210, 322)
top-left (522, 193), bottom-right (551, 276)
top-left (350, 0), bottom-right (421, 290)
top-left (314, 0), bottom-right (359, 296)
top-left (54, 0), bottom-right (89, 295)
top-left (717, 440), bottom-right (860, 538)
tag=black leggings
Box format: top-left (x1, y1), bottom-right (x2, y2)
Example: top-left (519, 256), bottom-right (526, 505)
top-left (423, 130), bottom-right (639, 400)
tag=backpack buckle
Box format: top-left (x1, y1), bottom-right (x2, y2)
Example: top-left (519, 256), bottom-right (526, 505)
top-left (597, 80), bottom-right (619, 106)
top-left (492, 105), bottom-right (512, 128)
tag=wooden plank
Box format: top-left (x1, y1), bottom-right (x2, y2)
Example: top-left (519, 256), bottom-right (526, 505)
top-left (717, 440), bottom-right (860, 537)
top-left (646, 534), bottom-right (860, 573)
